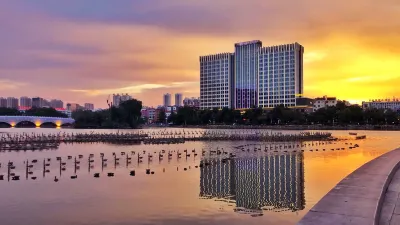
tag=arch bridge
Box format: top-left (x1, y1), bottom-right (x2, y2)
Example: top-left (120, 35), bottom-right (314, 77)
top-left (0, 116), bottom-right (75, 127)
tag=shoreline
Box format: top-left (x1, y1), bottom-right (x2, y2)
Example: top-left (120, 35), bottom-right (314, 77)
top-left (146, 124), bottom-right (400, 131)
top-left (1, 124), bottom-right (400, 131)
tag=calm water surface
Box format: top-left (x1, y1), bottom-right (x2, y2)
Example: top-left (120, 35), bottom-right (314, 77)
top-left (0, 128), bottom-right (399, 225)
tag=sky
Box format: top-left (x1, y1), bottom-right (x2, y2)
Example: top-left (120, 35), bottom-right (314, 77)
top-left (0, 0), bottom-right (399, 108)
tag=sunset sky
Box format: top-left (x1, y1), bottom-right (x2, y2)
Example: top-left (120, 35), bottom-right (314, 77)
top-left (1, 0), bottom-right (399, 108)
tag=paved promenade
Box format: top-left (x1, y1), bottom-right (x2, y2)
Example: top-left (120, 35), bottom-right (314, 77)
top-left (298, 148), bottom-right (400, 225)
top-left (378, 167), bottom-right (400, 225)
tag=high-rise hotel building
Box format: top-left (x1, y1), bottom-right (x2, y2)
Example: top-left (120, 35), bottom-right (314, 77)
top-left (258, 43), bottom-right (304, 108)
top-left (199, 53), bottom-right (234, 109)
top-left (200, 41), bottom-right (303, 109)
top-left (234, 41), bottom-right (262, 109)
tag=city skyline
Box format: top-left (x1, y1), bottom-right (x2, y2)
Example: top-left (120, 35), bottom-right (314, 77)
top-left (1, 1), bottom-right (399, 107)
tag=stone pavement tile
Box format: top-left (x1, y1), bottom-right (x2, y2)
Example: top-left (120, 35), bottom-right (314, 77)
top-left (393, 198), bottom-right (400, 215)
top-left (329, 185), bottom-right (381, 200)
top-left (380, 203), bottom-right (396, 224)
top-left (385, 191), bottom-right (400, 204)
top-left (391, 169), bottom-right (400, 179)
top-left (338, 174), bottom-right (387, 189)
top-left (353, 156), bottom-right (399, 176)
top-left (390, 214), bottom-right (400, 225)
top-left (312, 195), bottom-right (376, 219)
top-left (389, 178), bottom-right (400, 192)
top-left (298, 211), bottom-right (371, 225)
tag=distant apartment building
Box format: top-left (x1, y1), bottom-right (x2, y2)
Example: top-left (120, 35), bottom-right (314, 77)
top-left (50, 99), bottom-right (64, 109)
top-left (56, 108), bottom-right (72, 118)
top-left (175, 93), bottom-right (183, 107)
top-left (43, 99), bottom-right (51, 108)
top-left (32, 97), bottom-right (45, 108)
top-left (20, 96), bottom-right (32, 108)
top-left (141, 107), bottom-right (157, 123)
top-left (200, 53), bottom-right (234, 109)
top-left (183, 97), bottom-right (200, 108)
top-left (258, 43), bottom-right (304, 108)
top-left (362, 98), bottom-right (400, 111)
top-left (154, 107), bottom-right (165, 123)
top-left (163, 93), bottom-right (171, 107)
top-left (66, 103), bottom-right (83, 112)
top-left (113, 93), bottom-right (132, 107)
top-left (295, 97), bottom-right (315, 113)
top-left (0, 98), bottom-right (7, 108)
top-left (164, 106), bottom-right (177, 119)
top-left (200, 40), bottom-right (304, 109)
top-left (6, 97), bottom-right (19, 109)
top-left (84, 103), bottom-right (94, 111)
top-left (313, 96), bottom-right (337, 112)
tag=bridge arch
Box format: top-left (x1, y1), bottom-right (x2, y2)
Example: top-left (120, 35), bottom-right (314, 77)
top-left (40, 122), bottom-right (57, 128)
top-left (15, 121), bottom-right (36, 128)
top-left (0, 122), bottom-right (11, 128)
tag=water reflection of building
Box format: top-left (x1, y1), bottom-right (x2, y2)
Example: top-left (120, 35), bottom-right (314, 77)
top-left (199, 153), bottom-right (305, 213)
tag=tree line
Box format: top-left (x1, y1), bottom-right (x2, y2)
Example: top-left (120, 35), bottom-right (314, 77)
top-left (0, 107), bottom-right (68, 118)
top-left (157, 102), bottom-right (400, 126)
top-left (72, 99), bottom-right (143, 128)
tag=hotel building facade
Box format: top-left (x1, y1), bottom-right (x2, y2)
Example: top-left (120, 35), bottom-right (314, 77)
top-left (258, 43), bottom-right (304, 108)
top-left (200, 41), bottom-right (304, 109)
top-left (234, 41), bottom-right (262, 109)
top-left (199, 53), bottom-right (234, 109)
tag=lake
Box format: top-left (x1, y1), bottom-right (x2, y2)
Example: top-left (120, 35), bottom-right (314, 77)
top-left (0, 128), bottom-right (399, 225)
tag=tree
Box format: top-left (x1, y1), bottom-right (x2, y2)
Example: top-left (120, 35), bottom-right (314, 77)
top-left (119, 99), bottom-right (142, 128)
top-left (72, 98), bottom-right (143, 128)
top-left (167, 111), bottom-right (176, 124)
top-left (198, 109), bottom-right (213, 125)
top-left (158, 110), bottom-right (166, 124)
top-left (384, 109), bottom-right (399, 125)
top-left (0, 107), bottom-right (22, 116)
top-left (337, 105), bottom-right (363, 124)
top-left (25, 107), bottom-right (68, 118)
top-left (364, 108), bottom-right (385, 125)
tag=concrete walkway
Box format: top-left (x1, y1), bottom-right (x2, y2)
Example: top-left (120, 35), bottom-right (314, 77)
top-left (379, 168), bottom-right (400, 225)
top-left (298, 148), bottom-right (400, 225)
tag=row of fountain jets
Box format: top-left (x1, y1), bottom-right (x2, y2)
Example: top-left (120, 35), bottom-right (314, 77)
top-left (0, 140), bottom-right (359, 182)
